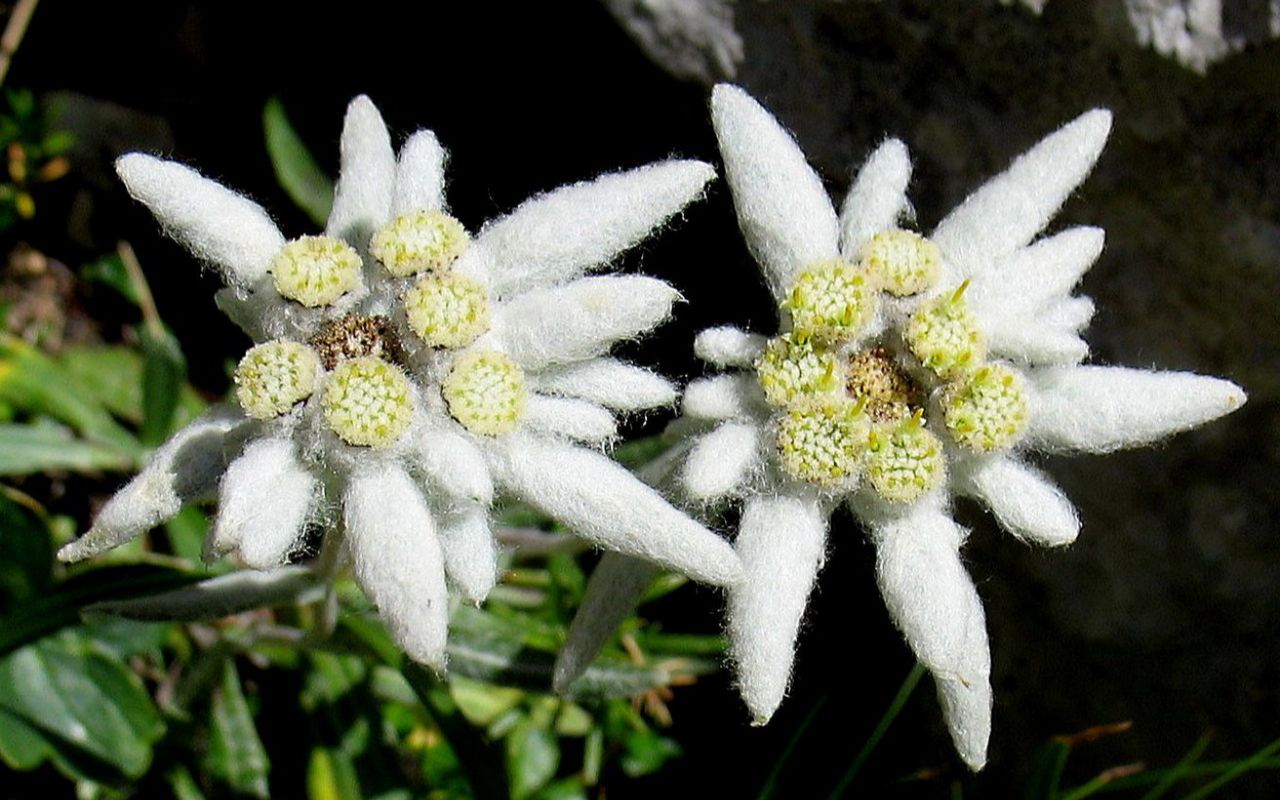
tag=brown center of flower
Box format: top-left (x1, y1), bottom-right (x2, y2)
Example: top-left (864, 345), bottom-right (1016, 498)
top-left (846, 347), bottom-right (922, 424)
top-left (309, 313), bottom-right (406, 370)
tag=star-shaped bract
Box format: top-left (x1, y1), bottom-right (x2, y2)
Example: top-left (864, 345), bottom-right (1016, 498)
top-left (59, 96), bottom-right (741, 673)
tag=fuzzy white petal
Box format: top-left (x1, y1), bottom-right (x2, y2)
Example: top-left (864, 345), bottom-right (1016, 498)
top-left (393, 130), bottom-right (448, 214)
top-left (58, 407), bottom-right (246, 563)
top-left (1028, 366), bottom-right (1247, 453)
top-left (871, 505), bottom-right (991, 770)
top-left (115, 155), bottom-right (284, 287)
top-left (438, 507), bottom-right (498, 603)
top-left (206, 437), bottom-right (318, 567)
top-left (932, 110), bottom-right (1112, 279)
top-left (986, 318), bottom-right (1089, 366)
top-left (497, 276), bottom-right (679, 370)
top-left (344, 466), bottom-right (448, 671)
top-left (326, 96), bottom-right (396, 244)
top-left (729, 494), bottom-right (826, 724)
top-left (955, 456), bottom-right (1080, 546)
top-left (479, 160), bottom-right (715, 297)
top-left (411, 426), bottom-right (494, 507)
top-left (681, 373), bottom-right (760, 422)
top-left (693, 326), bottom-right (767, 368)
top-left (839, 138), bottom-right (913, 257)
top-left (1041, 296), bottom-right (1096, 332)
top-left (523, 395), bottom-right (617, 443)
top-left (487, 433), bottom-right (741, 586)
top-left (529, 359), bottom-right (676, 411)
top-left (553, 553), bottom-right (658, 693)
top-left (681, 422), bottom-right (762, 502)
top-left (711, 84), bottom-right (839, 299)
top-left (969, 226), bottom-right (1104, 313)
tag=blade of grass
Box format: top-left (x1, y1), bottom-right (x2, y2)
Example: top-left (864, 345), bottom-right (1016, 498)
top-left (757, 696), bottom-right (828, 800)
top-left (1178, 736), bottom-right (1280, 800)
top-left (403, 662), bottom-right (510, 800)
top-left (1138, 734), bottom-right (1213, 800)
top-left (826, 662), bottom-right (927, 799)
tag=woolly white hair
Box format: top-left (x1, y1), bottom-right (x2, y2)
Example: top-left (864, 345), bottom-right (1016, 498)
top-left (63, 95), bottom-right (742, 673)
top-left (556, 84), bottom-right (1245, 771)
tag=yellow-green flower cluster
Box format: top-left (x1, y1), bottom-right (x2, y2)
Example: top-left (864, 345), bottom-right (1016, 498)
top-left (441, 350), bottom-right (527, 436)
top-left (321, 356), bottom-right (415, 448)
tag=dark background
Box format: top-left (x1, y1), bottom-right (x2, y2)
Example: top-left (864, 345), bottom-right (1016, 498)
top-left (8, 0), bottom-right (1279, 797)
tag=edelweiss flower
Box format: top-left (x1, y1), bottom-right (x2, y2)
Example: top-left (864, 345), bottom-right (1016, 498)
top-left (556, 85), bottom-right (1246, 769)
top-left (58, 95), bottom-right (741, 671)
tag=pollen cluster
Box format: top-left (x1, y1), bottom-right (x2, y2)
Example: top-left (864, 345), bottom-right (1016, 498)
top-left (404, 272), bottom-right (492, 349)
top-left (904, 282), bottom-right (985, 379)
top-left (756, 334), bottom-right (842, 408)
top-left (234, 340), bottom-right (321, 419)
top-left (942, 364), bottom-right (1030, 452)
top-left (321, 356), bottom-right (414, 448)
top-left (865, 415), bottom-right (945, 503)
top-left (270, 236), bottom-right (362, 307)
top-left (370, 210), bottom-right (469, 277)
top-left (786, 260), bottom-right (875, 342)
top-left (775, 401), bottom-right (870, 487)
top-left (858, 229), bottom-right (941, 297)
top-left (442, 350), bottom-right (527, 436)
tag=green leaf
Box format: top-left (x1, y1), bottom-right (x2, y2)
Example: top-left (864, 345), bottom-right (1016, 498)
top-left (403, 663), bottom-right (510, 800)
top-left (264, 98), bottom-right (334, 226)
top-left (0, 563), bottom-right (199, 657)
top-left (168, 765), bottom-right (209, 800)
top-left (301, 652), bottom-right (367, 710)
top-left (140, 327), bottom-right (187, 446)
top-left (205, 660), bottom-right (270, 799)
top-left (85, 566), bottom-right (323, 623)
top-left (0, 636), bottom-right (164, 778)
top-left (532, 778), bottom-right (588, 800)
top-left (59, 345), bottom-right (145, 422)
top-left (507, 720), bottom-right (560, 800)
top-left (450, 675), bottom-right (526, 727)
top-left (0, 491), bottom-right (53, 603)
top-left (0, 421), bottom-right (134, 475)
top-left (80, 253), bottom-right (140, 306)
top-left (621, 730), bottom-right (681, 778)
top-left (0, 704), bottom-right (53, 769)
top-left (308, 747), bottom-right (363, 800)
top-left (165, 505), bottom-right (210, 563)
top-left (610, 435), bottom-right (670, 469)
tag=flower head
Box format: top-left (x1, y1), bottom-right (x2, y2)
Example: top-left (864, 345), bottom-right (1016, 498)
top-left (59, 95), bottom-right (741, 673)
top-left (557, 85), bottom-right (1245, 770)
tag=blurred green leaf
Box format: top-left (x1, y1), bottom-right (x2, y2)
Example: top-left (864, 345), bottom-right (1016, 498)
top-left (507, 720), bottom-right (560, 800)
top-left (168, 765), bottom-right (209, 800)
top-left (553, 703), bottom-right (593, 738)
top-left (450, 675), bottom-right (526, 727)
top-left (308, 746), bottom-right (363, 800)
top-left (610, 435), bottom-right (670, 469)
top-left (621, 730), bottom-right (680, 778)
top-left (0, 491), bottom-right (52, 603)
top-left (60, 345), bottom-right (145, 422)
top-left (0, 636), bottom-right (164, 778)
top-left (302, 652), bottom-right (367, 710)
top-left (0, 421), bottom-right (134, 475)
top-left (264, 98), bottom-right (334, 226)
top-left (205, 660), bottom-right (270, 799)
top-left (140, 327), bottom-right (187, 446)
top-left (403, 663), bottom-right (510, 800)
top-left (582, 728), bottom-right (603, 786)
top-left (80, 253), bottom-right (140, 306)
top-left (531, 777), bottom-right (587, 800)
top-left (165, 505), bottom-right (210, 564)
top-left (85, 565), bottom-right (322, 623)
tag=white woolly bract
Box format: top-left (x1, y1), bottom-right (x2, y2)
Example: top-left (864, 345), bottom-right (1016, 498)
top-left (968, 226), bottom-right (1104, 316)
top-left (553, 552), bottom-right (659, 693)
top-left (1042, 296), bottom-right (1096, 331)
top-left (1028, 366), bottom-right (1247, 453)
top-left (956, 456), bottom-right (1080, 546)
top-left (478, 159), bottom-right (715, 298)
top-left (839, 138), bottom-right (913, 257)
top-left (693, 325), bottom-right (767, 368)
top-left (681, 373), bottom-right (760, 421)
top-left (931, 110), bottom-right (1112, 281)
top-left (393, 130), bottom-right (447, 214)
top-left (437, 507), bottom-right (497, 603)
top-left (487, 433), bottom-right (741, 586)
top-left (985, 318), bottom-right (1089, 366)
top-left (522, 395), bottom-right (618, 444)
top-left (729, 494), bottom-right (827, 724)
top-left (114, 155), bottom-right (284, 287)
top-left (871, 504), bottom-right (991, 770)
top-left (59, 407), bottom-right (246, 563)
top-left (207, 437), bottom-right (318, 567)
top-left (411, 425), bottom-right (494, 507)
top-left (344, 466), bottom-right (448, 671)
top-left (711, 84), bottom-right (839, 299)
top-left (681, 421), bottom-right (762, 502)
top-left (497, 276), bottom-right (680, 370)
top-left (529, 358), bottom-right (677, 411)
top-left (326, 96), bottom-right (396, 245)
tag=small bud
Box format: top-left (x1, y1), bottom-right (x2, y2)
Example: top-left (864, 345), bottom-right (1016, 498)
top-left (442, 350), bottom-right (527, 436)
top-left (859, 229), bottom-right (942, 296)
top-left (370, 210), bottom-right (469, 277)
top-left (270, 235), bottom-right (363, 307)
top-left (785, 260), bottom-right (876, 342)
top-left (866, 413), bottom-right (945, 503)
top-left (322, 357), bottom-right (414, 448)
top-left (904, 281), bottom-right (985, 379)
top-left (775, 400), bottom-right (870, 487)
top-left (942, 363), bottom-right (1030, 452)
top-left (404, 272), bottom-right (492, 349)
top-left (235, 340), bottom-right (321, 419)
top-left (756, 333), bottom-right (842, 408)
